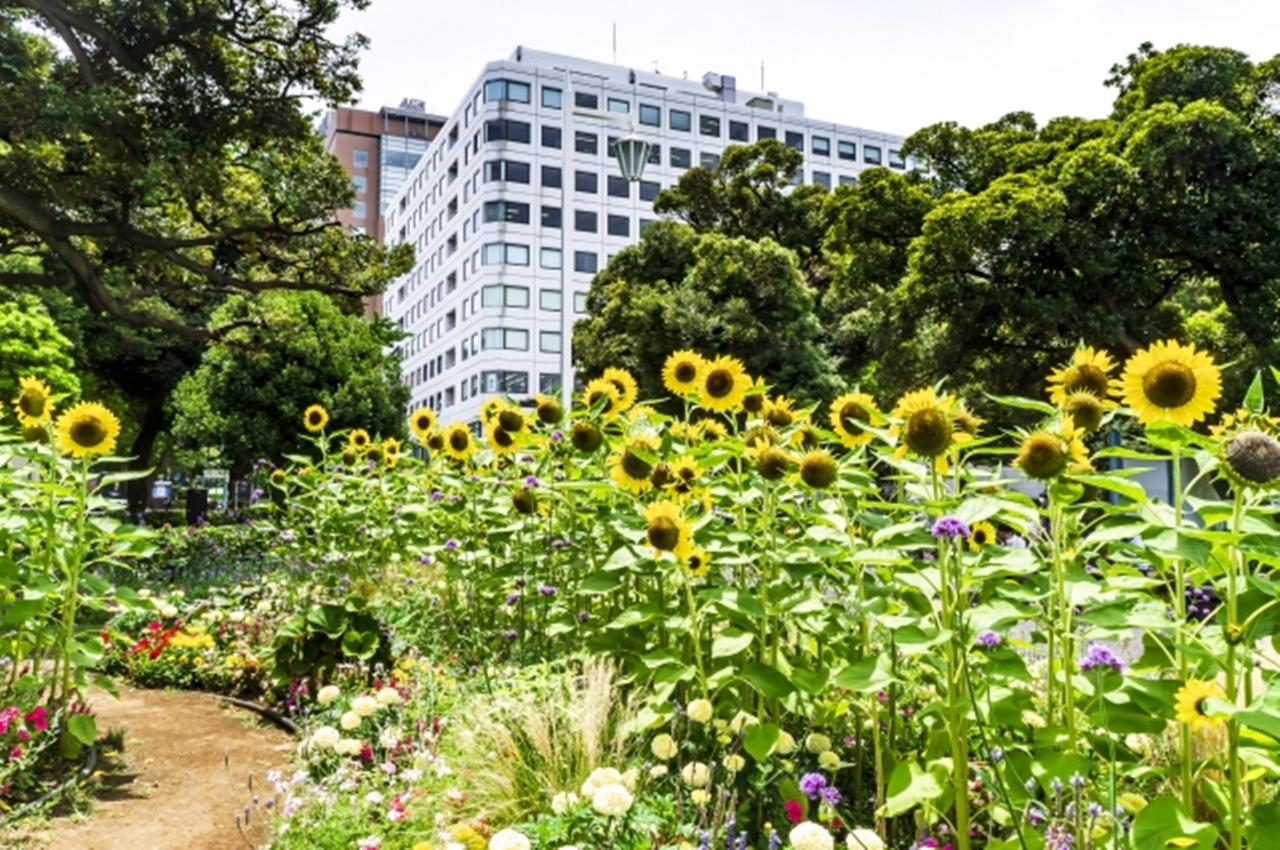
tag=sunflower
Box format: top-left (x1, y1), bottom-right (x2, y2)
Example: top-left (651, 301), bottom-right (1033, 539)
top-left (1063, 390), bottom-right (1109, 432)
top-left (486, 423), bottom-right (518, 456)
top-left (610, 434), bottom-right (658, 493)
top-left (54, 401), bottom-right (121, 458)
top-left (1014, 424), bottom-right (1088, 480)
top-left (696, 420), bottom-right (727, 442)
top-left (583, 378), bottom-right (624, 419)
top-left (952, 403), bottom-right (984, 438)
top-left (303, 404), bottom-right (329, 432)
top-left (570, 419), bottom-right (603, 453)
top-left (1174, 679), bottom-right (1226, 733)
top-left (741, 376), bottom-right (768, 416)
top-left (364, 442), bottom-right (384, 464)
top-left (1120, 340), bottom-right (1221, 427)
top-left (14, 376), bottom-right (53, 427)
top-left (668, 456), bottom-right (701, 495)
top-left (270, 468), bottom-right (286, 486)
top-left (644, 500), bottom-right (692, 556)
top-left (753, 445), bottom-right (793, 481)
top-left (480, 397), bottom-right (506, 425)
top-left (763, 396), bottom-right (799, 428)
top-left (829, 392), bottom-right (880, 448)
top-left (409, 407), bottom-right (437, 442)
top-left (1219, 427), bottom-right (1280, 492)
top-left (348, 429), bottom-right (371, 451)
top-left (789, 424), bottom-right (822, 451)
top-left (743, 424), bottom-right (780, 449)
top-left (382, 437), bottom-right (402, 460)
top-left (798, 450), bottom-right (838, 489)
top-left (890, 388), bottom-right (971, 471)
top-left (535, 394), bottom-right (564, 425)
top-left (662, 350), bottom-right (705, 397)
top-left (602, 367), bottom-right (639, 413)
top-left (968, 521), bottom-right (997, 552)
top-left (684, 547), bottom-right (711, 577)
top-left (512, 486), bottom-right (537, 515)
top-left (697, 356), bottom-right (749, 414)
top-left (497, 405), bottom-right (527, 434)
top-left (441, 423), bottom-right (476, 461)
top-left (1047, 346), bottom-right (1118, 405)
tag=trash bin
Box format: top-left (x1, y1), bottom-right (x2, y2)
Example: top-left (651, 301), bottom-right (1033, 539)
top-left (186, 488), bottom-right (209, 526)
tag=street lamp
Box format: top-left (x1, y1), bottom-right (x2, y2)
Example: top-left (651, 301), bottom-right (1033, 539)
top-left (556, 67), bottom-right (651, 412)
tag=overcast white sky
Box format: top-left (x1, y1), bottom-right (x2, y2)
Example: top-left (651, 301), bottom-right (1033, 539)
top-left (331, 0), bottom-right (1280, 136)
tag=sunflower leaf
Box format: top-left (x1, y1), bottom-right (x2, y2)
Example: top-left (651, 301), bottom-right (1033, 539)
top-left (1245, 370), bottom-right (1266, 414)
top-left (983, 394), bottom-right (1057, 416)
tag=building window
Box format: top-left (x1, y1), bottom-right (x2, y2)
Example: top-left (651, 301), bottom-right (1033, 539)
top-left (729, 120), bottom-right (749, 141)
top-left (540, 247), bottom-right (562, 269)
top-left (574, 131), bottom-right (598, 155)
top-left (486, 119), bottom-right (531, 143)
top-left (541, 205), bottom-right (562, 228)
top-left (574, 292), bottom-right (588, 313)
top-left (574, 91), bottom-right (598, 109)
top-left (574, 170), bottom-right (598, 194)
top-left (484, 78), bottom-right (531, 103)
top-left (639, 103), bottom-right (660, 127)
top-left (812, 136), bottom-right (831, 156)
top-left (888, 149), bottom-right (906, 169)
top-left (483, 159), bottom-right (531, 183)
top-left (481, 284), bottom-right (530, 308)
top-left (670, 109), bottom-right (691, 132)
top-left (352, 175), bottom-right (367, 194)
top-left (812, 171), bottom-right (831, 188)
top-left (480, 328), bottom-right (529, 351)
top-left (647, 143), bottom-right (661, 165)
top-left (574, 210), bottom-right (597, 233)
top-left (670, 147), bottom-right (691, 169)
top-left (539, 373), bottom-right (561, 394)
top-left (757, 125), bottom-right (776, 140)
top-left (699, 152), bottom-right (720, 170)
top-left (481, 242), bottom-right (530, 266)
top-left (540, 331), bottom-right (562, 353)
top-left (607, 175), bottom-right (629, 198)
top-left (785, 130), bottom-right (804, 151)
top-left (639, 180), bottom-right (661, 202)
top-left (483, 200), bottom-right (530, 224)
top-left (541, 125), bottom-right (562, 148)
top-left (542, 86), bottom-right (562, 109)
top-left (607, 214), bottom-right (630, 237)
top-left (839, 175), bottom-right (857, 187)
top-left (699, 115), bottom-right (721, 137)
top-left (353, 148), bottom-right (368, 168)
top-left (837, 140), bottom-right (856, 161)
top-left (482, 370), bottom-right (529, 394)
top-left (863, 145), bottom-right (882, 165)
top-left (352, 200), bottom-right (367, 219)
top-left (539, 289), bottom-right (562, 311)
top-left (607, 97), bottom-right (630, 114)
top-left (573, 251), bottom-right (598, 273)
top-left (541, 164), bottom-right (562, 188)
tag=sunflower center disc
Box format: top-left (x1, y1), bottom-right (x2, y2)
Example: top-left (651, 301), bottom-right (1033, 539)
top-left (572, 422), bottom-right (601, 452)
top-left (498, 410), bottom-right (524, 432)
top-left (757, 449), bottom-right (789, 481)
top-left (1225, 430), bottom-right (1280, 485)
top-left (1019, 434), bottom-right (1068, 479)
top-left (308, 412), bottom-right (323, 426)
top-left (647, 517), bottom-right (680, 551)
top-left (704, 369), bottom-right (733, 399)
top-left (1065, 364), bottom-right (1110, 398)
top-left (415, 415), bottom-right (432, 431)
top-left (649, 463), bottom-right (674, 488)
top-left (621, 449), bottom-right (652, 480)
top-left (904, 408), bottom-right (952, 456)
top-left (70, 417), bottom-right (108, 448)
top-left (800, 455), bottom-right (837, 488)
top-left (18, 390), bottom-right (45, 418)
top-left (839, 403), bottom-right (869, 435)
top-left (493, 428), bottom-right (514, 448)
top-left (1065, 393), bottom-right (1104, 431)
top-left (449, 431), bottom-right (469, 452)
top-left (675, 363), bottom-right (698, 383)
top-left (1142, 362), bottom-right (1197, 408)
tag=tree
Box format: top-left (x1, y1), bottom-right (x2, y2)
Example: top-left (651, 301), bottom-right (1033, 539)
top-left (0, 293), bottom-right (80, 409)
top-left (171, 291), bottom-right (409, 480)
top-left (574, 221), bottom-right (838, 404)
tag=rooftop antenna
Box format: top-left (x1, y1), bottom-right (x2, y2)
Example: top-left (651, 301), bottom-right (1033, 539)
top-left (612, 23), bottom-right (617, 65)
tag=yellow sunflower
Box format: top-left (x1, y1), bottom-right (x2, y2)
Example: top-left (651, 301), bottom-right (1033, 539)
top-left (683, 546), bottom-right (711, 577)
top-left (480, 397), bottom-right (505, 425)
top-left (890, 388), bottom-right (971, 472)
top-left (968, 520), bottom-right (997, 552)
top-left (610, 434), bottom-right (659, 493)
top-left (486, 423), bottom-right (518, 456)
top-left (583, 377), bottom-right (624, 419)
top-left (644, 499), bottom-right (692, 556)
top-left (534, 394), bottom-right (564, 425)
top-left (1047, 346), bottom-right (1118, 405)
top-left (441, 423), bottom-right (476, 461)
top-left (696, 419), bottom-right (727, 442)
top-left (303, 404), bottom-right (329, 432)
top-left (570, 419), bottom-right (603, 453)
top-left (763, 396), bottom-right (799, 428)
top-left (663, 350), bottom-right (705, 397)
top-left (667, 456), bottom-right (701, 496)
top-left (741, 376), bottom-right (768, 416)
top-left (408, 407), bottom-right (437, 443)
top-left (752, 444), bottom-right (793, 481)
top-left (14, 376), bottom-right (53, 427)
top-left (829, 392), bottom-right (880, 448)
top-left (602, 367), bottom-right (639, 413)
top-left (1120, 340), bottom-right (1221, 427)
top-left (1174, 679), bottom-right (1226, 733)
top-left (798, 450), bottom-right (838, 489)
top-left (348, 429), bottom-right (371, 451)
top-left (54, 401), bottom-right (121, 458)
top-left (1014, 424), bottom-right (1089, 481)
top-left (1062, 390), bottom-right (1110, 432)
top-left (697, 356), bottom-right (749, 414)
top-left (496, 405), bottom-right (527, 434)
top-left (382, 437), bottom-right (402, 460)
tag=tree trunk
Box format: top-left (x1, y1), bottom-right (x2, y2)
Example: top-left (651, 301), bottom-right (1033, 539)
top-left (125, 401), bottom-right (166, 520)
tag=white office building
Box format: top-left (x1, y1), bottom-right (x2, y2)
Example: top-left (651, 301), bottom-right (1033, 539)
top-left (381, 47), bottom-right (912, 426)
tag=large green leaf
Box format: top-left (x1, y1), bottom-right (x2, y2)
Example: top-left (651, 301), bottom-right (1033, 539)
top-left (833, 654), bottom-right (896, 693)
top-left (742, 722), bottom-right (781, 761)
top-left (878, 759), bottom-right (945, 818)
top-left (66, 714), bottom-right (96, 747)
top-left (1129, 796), bottom-right (1218, 850)
top-left (739, 661), bottom-right (794, 700)
top-left (711, 630), bottom-right (754, 658)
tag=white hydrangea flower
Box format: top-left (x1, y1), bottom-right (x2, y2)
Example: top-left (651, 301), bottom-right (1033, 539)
top-left (316, 685), bottom-right (341, 707)
top-left (847, 828), bottom-right (886, 850)
top-left (686, 698), bottom-right (713, 723)
top-left (376, 686), bottom-right (403, 706)
top-left (789, 821), bottom-right (834, 850)
top-left (680, 761), bottom-right (710, 788)
top-left (488, 828), bottom-right (531, 850)
top-left (579, 766), bottom-right (624, 798)
top-left (650, 733), bottom-right (678, 760)
top-left (591, 783), bottom-right (633, 817)
top-left (351, 695), bottom-right (379, 717)
top-left (340, 711), bottom-right (362, 730)
top-left (308, 725), bottom-right (340, 751)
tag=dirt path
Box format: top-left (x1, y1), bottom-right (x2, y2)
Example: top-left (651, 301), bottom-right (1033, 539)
top-left (23, 684), bottom-right (293, 850)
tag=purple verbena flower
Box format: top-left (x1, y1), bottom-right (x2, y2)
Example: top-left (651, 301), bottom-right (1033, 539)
top-left (444, 538), bottom-right (459, 551)
top-left (505, 593), bottom-right (520, 606)
top-left (931, 516), bottom-right (970, 540)
top-left (538, 584), bottom-right (557, 597)
top-left (1079, 643), bottom-right (1125, 674)
top-left (975, 630), bottom-right (1001, 649)
top-left (798, 772), bottom-right (828, 800)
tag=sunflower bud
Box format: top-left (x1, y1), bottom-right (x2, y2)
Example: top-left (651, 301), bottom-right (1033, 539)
top-left (497, 409), bottom-right (526, 433)
top-left (512, 487), bottom-right (537, 515)
top-left (536, 396), bottom-right (564, 425)
top-left (1016, 432), bottom-right (1070, 480)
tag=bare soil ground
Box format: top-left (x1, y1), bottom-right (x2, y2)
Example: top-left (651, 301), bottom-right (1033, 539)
top-left (15, 684), bottom-right (292, 850)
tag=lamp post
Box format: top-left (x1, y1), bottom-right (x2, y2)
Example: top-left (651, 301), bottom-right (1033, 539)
top-left (557, 67), bottom-right (650, 413)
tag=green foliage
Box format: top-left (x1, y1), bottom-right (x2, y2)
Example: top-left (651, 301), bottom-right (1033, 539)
top-left (269, 595), bottom-right (390, 683)
top-left (0, 294), bottom-right (80, 406)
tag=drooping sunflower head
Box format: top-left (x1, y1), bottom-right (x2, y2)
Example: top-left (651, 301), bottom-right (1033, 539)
top-left (602, 367), bottom-right (639, 413)
top-left (891, 388), bottom-right (968, 462)
top-left (753, 445), bottom-right (793, 481)
top-left (789, 424), bottom-right (822, 451)
top-left (662, 350), bottom-right (706, 397)
top-left (441, 423), bottom-right (475, 461)
top-left (798, 450), bottom-right (838, 489)
top-left (697, 356), bottom-right (749, 414)
top-left (364, 442), bottom-right (385, 464)
top-left (696, 419), bottom-right (727, 442)
top-left (23, 424), bottom-right (48, 444)
top-left (583, 377), bottom-right (624, 419)
top-left (382, 437), bottom-right (402, 459)
top-left (535, 394), bottom-right (564, 425)
top-left (348, 429), bottom-right (371, 451)
top-left (741, 376), bottom-right (768, 415)
top-left (968, 520), bottom-right (997, 552)
top-left (610, 434), bottom-right (659, 493)
top-left (828, 392), bottom-right (880, 448)
top-left (644, 499), bottom-right (691, 555)
top-left (570, 419), bottom-right (603, 453)
top-left (270, 468), bottom-right (286, 486)
top-left (486, 423), bottom-right (518, 456)
top-left (1220, 428), bottom-right (1280, 492)
top-left (952, 403), bottom-right (984, 438)
top-left (1121, 340), bottom-right (1221, 427)
top-left (497, 406), bottom-right (526, 434)
top-left (54, 401), bottom-right (121, 459)
top-left (743, 424), bottom-right (780, 449)
top-left (1015, 425), bottom-right (1088, 481)
top-left (1174, 679), bottom-right (1226, 733)
top-left (1063, 391), bottom-right (1109, 432)
top-left (14, 376), bottom-right (53, 427)
top-left (763, 395), bottom-right (798, 428)
top-left (303, 404), bottom-right (329, 433)
top-left (341, 448), bottom-right (357, 465)
top-left (409, 407), bottom-right (438, 442)
top-left (1047, 346), bottom-right (1117, 405)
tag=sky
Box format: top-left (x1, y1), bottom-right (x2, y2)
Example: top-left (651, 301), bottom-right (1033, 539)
top-left (331, 0), bottom-right (1280, 136)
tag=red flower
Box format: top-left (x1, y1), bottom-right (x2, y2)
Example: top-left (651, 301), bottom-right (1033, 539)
top-left (9, 745), bottom-right (22, 761)
top-left (24, 707), bottom-right (47, 733)
top-left (784, 799), bottom-right (804, 824)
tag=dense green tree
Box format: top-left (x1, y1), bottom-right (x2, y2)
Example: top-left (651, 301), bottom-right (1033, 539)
top-left (574, 221), bottom-right (838, 404)
top-left (0, 293), bottom-right (80, 409)
top-left (171, 292), bottom-right (409, 480)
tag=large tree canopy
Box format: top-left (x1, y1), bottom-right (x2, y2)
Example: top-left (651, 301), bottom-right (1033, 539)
top-left (0, 0), bottom-right (411, 338)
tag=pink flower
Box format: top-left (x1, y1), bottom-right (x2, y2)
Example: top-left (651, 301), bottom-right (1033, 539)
top-left (9, 745), bottom-right (22, 761)
top-left (16, 728), bottom-right (29, 743)
top-left (24, 707), bottom-right (48, 733)
top-left (0, 706), bottom-right (19, 735)
top-left (784, 798), bottom-right (805, 824)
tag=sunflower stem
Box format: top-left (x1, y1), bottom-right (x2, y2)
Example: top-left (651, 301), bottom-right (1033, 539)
top-left (1170, 445), bottom-right (1195, 813)
top-left (1225, 488), bottom-right (1245, 850)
